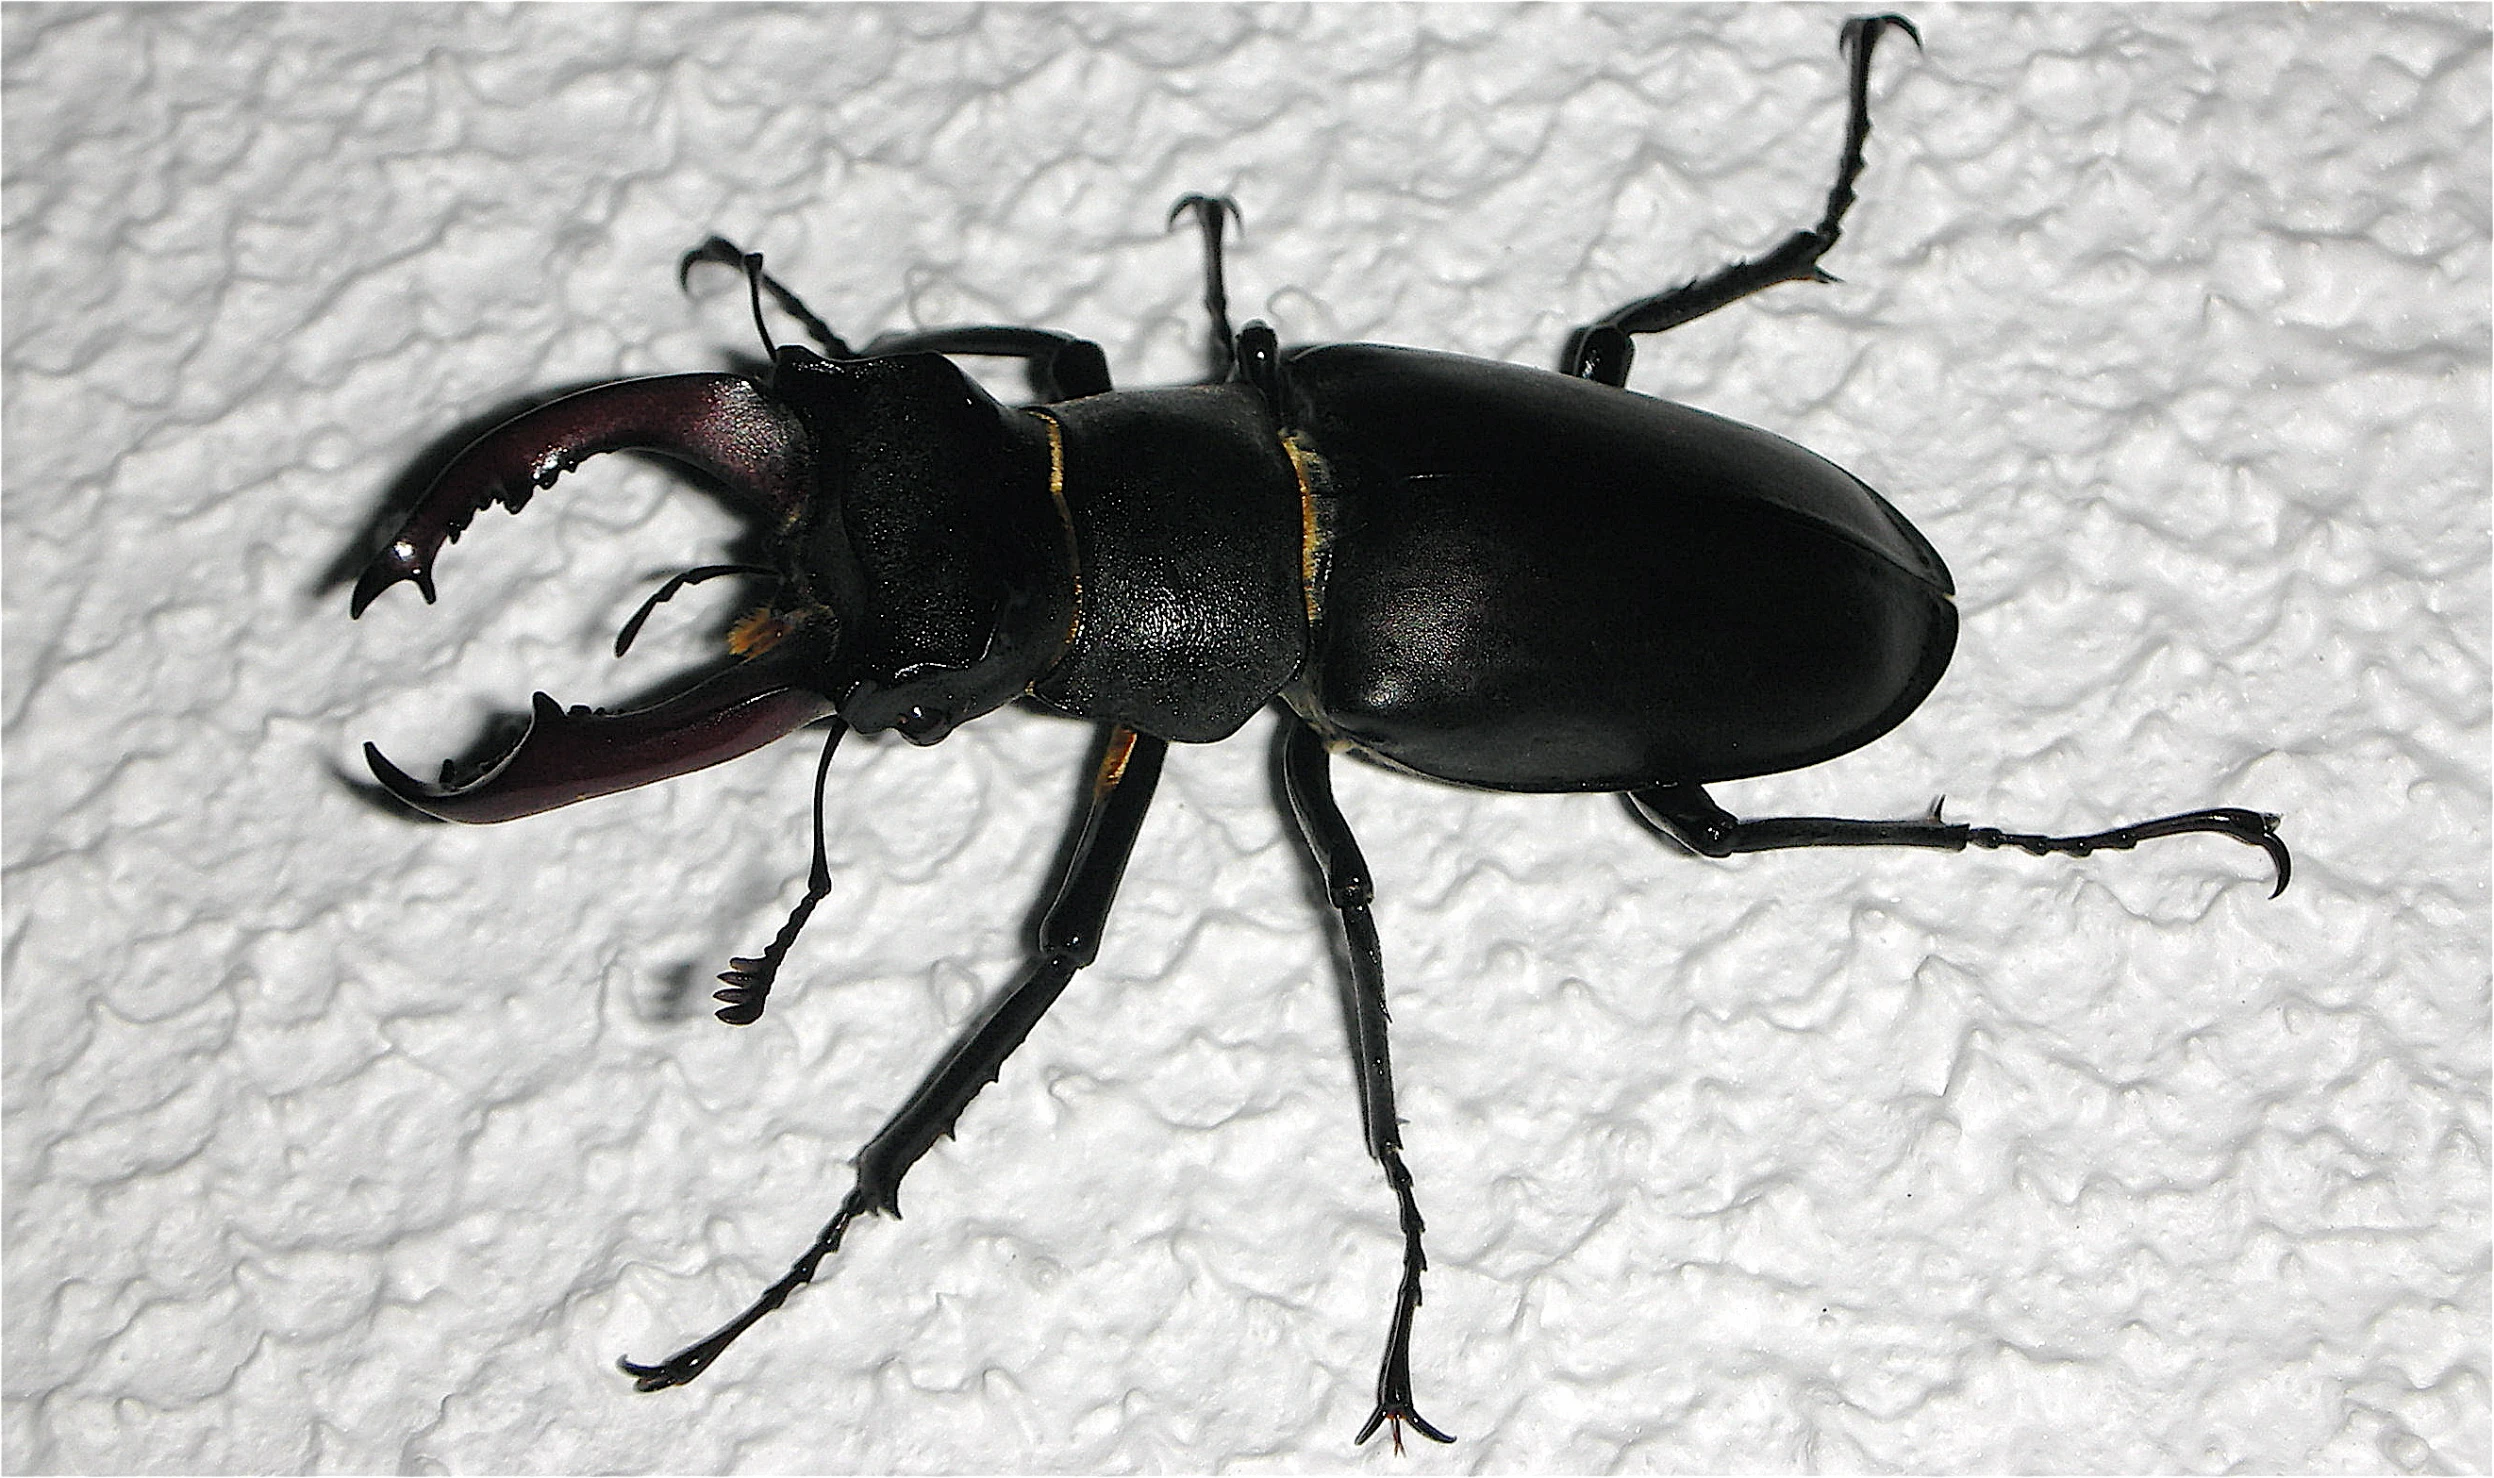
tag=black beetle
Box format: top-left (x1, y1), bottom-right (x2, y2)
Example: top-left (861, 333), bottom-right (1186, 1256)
top-left (350, 16), bottom-right (2287, 1448)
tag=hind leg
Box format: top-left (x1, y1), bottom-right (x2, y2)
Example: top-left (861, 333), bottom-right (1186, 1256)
top-left (1624, 781), bottom-right (2290, 897)
top-left (1565, 15), bottom-right (1920, 386)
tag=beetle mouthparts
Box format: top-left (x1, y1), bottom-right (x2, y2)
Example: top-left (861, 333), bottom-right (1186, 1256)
top-left (350, 539), bottom-right (436, 618)
top-left (364, 644), bottom-right (837, 824)
top-left (350, 373), bottom-right (814, 619)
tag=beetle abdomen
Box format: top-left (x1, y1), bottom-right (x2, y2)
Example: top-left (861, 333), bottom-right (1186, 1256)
top-left (1285, 345), bottom-right (1956, 792)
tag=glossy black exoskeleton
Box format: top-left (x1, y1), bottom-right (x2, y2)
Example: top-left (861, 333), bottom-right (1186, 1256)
top-left (348, 17), bottom-right (2286, 1447)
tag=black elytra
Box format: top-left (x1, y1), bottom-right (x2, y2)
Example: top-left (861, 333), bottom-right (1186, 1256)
top-left (348, 15), bottom-right (2287, 1449)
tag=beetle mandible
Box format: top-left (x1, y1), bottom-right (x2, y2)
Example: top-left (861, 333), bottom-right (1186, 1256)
top-left (349, 16), bottom-right (2289, 1448)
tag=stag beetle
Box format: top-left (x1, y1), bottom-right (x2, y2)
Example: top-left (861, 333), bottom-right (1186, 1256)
top-left (350, 17), bottom-right (2287, 1448)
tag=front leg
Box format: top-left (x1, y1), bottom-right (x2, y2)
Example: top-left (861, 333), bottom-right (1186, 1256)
top-left (683, 233), bottom-right (1113, 399)
top-left (679, 236), bottom-right (1119, 1021)
top-left (620, 724), bottom-right (1169, 1389)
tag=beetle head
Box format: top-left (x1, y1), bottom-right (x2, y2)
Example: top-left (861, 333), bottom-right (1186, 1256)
top-left (761, 348), bottom-right (1069, 744)
top-left (353, 348), bottom-right (1067, 822)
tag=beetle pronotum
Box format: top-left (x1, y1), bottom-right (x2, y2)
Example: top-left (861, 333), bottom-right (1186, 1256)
top-left (351, 15), bottom-right (2286, 1446)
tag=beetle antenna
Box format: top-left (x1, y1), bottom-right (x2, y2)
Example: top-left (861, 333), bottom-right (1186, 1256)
top-left (613, 564), bottom-right (781, 658)
top-left (711, 719), bottom-right (845, 1025)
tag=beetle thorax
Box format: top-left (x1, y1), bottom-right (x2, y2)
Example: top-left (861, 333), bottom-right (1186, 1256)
top-left (1023, 384), bottom-right (1312, 744)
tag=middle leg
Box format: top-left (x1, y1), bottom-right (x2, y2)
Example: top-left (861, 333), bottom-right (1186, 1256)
top-left (1280, 720), bottom-right (1454, 1450)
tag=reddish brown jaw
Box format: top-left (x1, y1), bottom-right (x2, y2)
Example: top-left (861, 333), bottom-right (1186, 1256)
top-left (351, 373), bottom-right (813, 618)
top-left (365, 647), bottom-right (837, 823)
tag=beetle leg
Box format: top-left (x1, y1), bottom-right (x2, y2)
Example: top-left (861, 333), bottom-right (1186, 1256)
top-left (680, 234), bottom-right (854, 358)
top-left (855, 324), bottom-right (1114, 402)
top-left (1167, 192), bottom-right (1245, 381)
top-left (1231, 321), bottom-right (1287, 420)
top-left (1280, 720), bottom-right (1456, 1451)
top-left (1624, 782), bottom-right (2292, 898)
top-left (619, 724), bottom-right (1168, 1391)
top-left (1564, 14), bottom-right (1920, 386)
top-left (686, 233), bottom-right (1119, 400)
top-left (685, 234), bottom-right (1116, 399)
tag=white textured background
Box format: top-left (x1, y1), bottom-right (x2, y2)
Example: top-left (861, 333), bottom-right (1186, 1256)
top-left (5, 4), bottom-right (2487, 1472)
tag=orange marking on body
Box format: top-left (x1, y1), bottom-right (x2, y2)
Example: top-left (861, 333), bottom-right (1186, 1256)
top-left (1281, 432), bottom-right (1325, 627)
top-left (728, 607), bottom-right (793, 656)
top-left (1093, 726), bottom-right (1137, 797)
top-left (1033, 410), bottom-right (1083, 651)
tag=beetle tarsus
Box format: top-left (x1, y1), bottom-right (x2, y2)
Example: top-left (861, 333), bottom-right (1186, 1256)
top-left (1349, 1145), bottom-right (1454, 1451)
top-left (1966, 807), bottom-right (2292, 898)
top-left (619, 1184), bottom-right (873, 1390)
top-left (1358, 1403), bottom-right (1456, 1454)
top-left (1843, 12), bottom-right (1922, 55)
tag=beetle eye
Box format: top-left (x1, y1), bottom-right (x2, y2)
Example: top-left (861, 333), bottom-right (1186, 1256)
top-left (894, 705), bottom-right (953, 744)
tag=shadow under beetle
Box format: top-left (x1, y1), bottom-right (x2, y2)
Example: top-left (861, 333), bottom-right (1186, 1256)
top-left (350, 17), bottom-right (2289, 1448)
